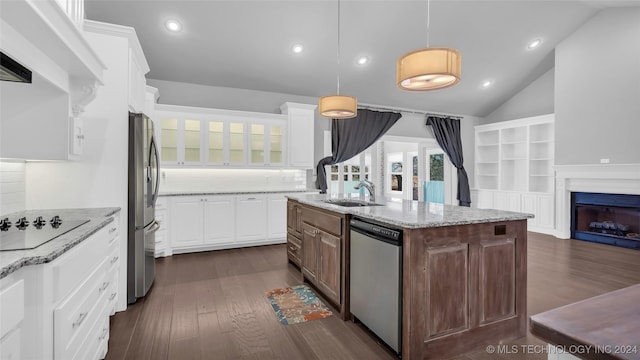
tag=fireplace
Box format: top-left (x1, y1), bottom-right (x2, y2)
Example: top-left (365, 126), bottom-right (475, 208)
top-left (571, 192), bottom-right (640, 249)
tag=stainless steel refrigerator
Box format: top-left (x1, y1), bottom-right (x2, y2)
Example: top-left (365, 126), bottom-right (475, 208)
top-left (128, 112), bottom-right (160, 304)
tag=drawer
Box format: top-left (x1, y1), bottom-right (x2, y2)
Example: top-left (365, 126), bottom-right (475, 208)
top-left (54, 257), bottom-right (110, 360)
top-left (287, 234), bottom-right (302, 266)
top-left (53, 226), bottom-right (109, 302)
top-left (0, 328), bottom-right (20, 360)
top-left (106, 272), bottom-right (119, 316)
top-left (0, 279), bottom-right (24, 339)
top-left (107, 217), bottom-right (119, 245)
top-left (107, 245), bottom-right (120, 274)
top-left (73, 310), bottom-right (109, 360)
top-left (301, 206), bottom-right (343, 236)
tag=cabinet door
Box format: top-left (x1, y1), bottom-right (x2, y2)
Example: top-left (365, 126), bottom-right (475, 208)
top-left (301, 223), bottom-right (318, 282)
top-left (227, 122), bottom-right (246, 165)
top-left (267, 194), bottom-right (287, 240)
top-left (69, 116), bottom-right (84, 156)
top-left (235, 195), bottom-right (267, 242)
top-left (249, 123), bottom-right (266, 165)
top-left (170, 197), bottom-right (204, 247)
top-left (318, 231), bottom-right (341, 304)
top-left (476, 190), bottom-right (494, 209)
top-left (203, 196), bottom-right (235, 245)
top-left (286, 107), bottom-right (315, 168)
top-left (182, 118), bottom-right (202, 165)
top-left (536, 194), bottom-right (555, 229)
top-left (128, 49), bottom-right (146, 112)
top-left (204, 120), bottom-right (225, 166)
top-left (268, 124), bottom-right (284, 166)
top-left (159, 117), bottom-right (179, 165)
top-left (521, 194), bottom-right (537, 227)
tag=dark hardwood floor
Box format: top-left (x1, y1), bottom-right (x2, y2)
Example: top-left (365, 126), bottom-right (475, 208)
top-left (106, 233), bottom-right (640, 360)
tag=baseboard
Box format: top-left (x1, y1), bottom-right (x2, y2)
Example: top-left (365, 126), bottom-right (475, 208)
top-left (168, 238), bottom-right (287, 255)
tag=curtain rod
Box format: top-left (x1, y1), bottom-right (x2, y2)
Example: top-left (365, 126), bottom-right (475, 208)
top-left (357, 102), bottom-right (463, 119)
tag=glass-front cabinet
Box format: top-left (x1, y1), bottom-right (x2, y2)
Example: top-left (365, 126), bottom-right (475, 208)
top-left (155, 105), bottom-right (286, 167)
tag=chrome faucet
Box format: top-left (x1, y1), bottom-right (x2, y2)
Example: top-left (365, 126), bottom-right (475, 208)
top-left (354, 179), bottom-right (375, 202)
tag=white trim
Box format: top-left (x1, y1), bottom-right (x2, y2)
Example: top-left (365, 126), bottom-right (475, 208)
top-left (475, 113), bottom-right (554, 131)
top-left (84, 20), bottom-right (149, 74)
top-left (554, 163), bottom-right (640, 238)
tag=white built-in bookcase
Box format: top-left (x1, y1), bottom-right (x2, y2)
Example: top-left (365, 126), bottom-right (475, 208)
top-left (475, 114), bottom-right (554, 194)
top-left (473, 114), bottom-right (555, 234)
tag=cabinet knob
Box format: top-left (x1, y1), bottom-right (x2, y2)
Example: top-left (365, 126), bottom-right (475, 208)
top-left (72, 312), bottom-right (88, 329)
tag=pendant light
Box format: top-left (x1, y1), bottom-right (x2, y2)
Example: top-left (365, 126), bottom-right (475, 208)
top-left (396, 0), bottom-right (461, 91)
top-left (319, 0), bottom-right (357, 119)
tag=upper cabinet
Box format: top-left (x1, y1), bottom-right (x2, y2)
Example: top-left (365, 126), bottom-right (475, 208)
top-left (155, 104), bottom-right (289, 167)
top-left (0, 0), bottom-right (106, 160)
top-left (281, 102), bottom-right (317, 168)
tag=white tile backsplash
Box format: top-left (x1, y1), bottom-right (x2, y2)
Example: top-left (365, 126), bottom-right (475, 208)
top-left (159, 168), bottom-right (309, 193)
top-left (0, 160), bottom-right (26, 215)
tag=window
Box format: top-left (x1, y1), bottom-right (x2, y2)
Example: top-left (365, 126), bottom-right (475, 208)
top-left (327, 152), bottom-right (371, 194)
top-left (430, 154), bottom-right (444, 181)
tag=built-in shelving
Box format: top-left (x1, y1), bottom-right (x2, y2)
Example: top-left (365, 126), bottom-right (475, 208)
top-left (473, 114), bottom-right (556, 234)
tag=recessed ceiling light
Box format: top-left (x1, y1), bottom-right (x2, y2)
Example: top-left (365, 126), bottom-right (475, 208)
top-left (356, 56), bottom-right (369, 66)
top-left (527, 38), bottom-right (542, 50)
top-left (165, 19), bottom-right (182, 32)
top-left (292, 44), bottom-right (304, 54)
top-left (482, 80), bottom-right (493, 88)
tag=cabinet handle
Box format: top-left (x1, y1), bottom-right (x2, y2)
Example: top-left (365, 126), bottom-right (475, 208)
top-left (109, 227), bottom-right (117, 233)
top-left (72, 312), bottom-right (88, 329)
top-left (247, 197), bottom-right (256, 200)
top-left (314, 229), bottom-right (319, 234)
top-left (110, 256), bottom-right (119, 265)
top-left (109, 292), bottom-right (117, 301)
top-left (99, 281), bottom-right (110, 293)
top-left (288, 245), bottom-right (297, 252)
top-left (99, 328), bottom-right (109, 341)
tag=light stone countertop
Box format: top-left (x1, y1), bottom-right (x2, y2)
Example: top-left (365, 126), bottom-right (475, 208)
top-left (286, 193), bottom-right (533, 229)
top-left (159, 189), bottom-right (319, 196)
top-left (0, 207), bottom-right (120, 279)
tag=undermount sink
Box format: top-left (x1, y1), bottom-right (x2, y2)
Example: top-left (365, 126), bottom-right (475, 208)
top-left (323, 199), bottom-right (383, 207)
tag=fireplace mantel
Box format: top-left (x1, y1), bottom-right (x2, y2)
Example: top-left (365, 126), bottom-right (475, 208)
top-left (554, 164), bottom-right (640, 238)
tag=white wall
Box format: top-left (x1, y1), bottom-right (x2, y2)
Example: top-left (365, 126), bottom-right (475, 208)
top-left (0, 160), bottom-right (26, 215)
top-left (483, 68), bottom-right (555, 124)
top-left (555, 7), bottom-right (640, 165)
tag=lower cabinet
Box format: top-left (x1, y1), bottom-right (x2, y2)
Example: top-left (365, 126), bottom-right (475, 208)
top-left (163, 193), bottom-right (293, 254)
top-left (14, 215), bottom-right (121, 360)
top-left (288, 200), bottom-right (347, 318)
top-left (235, 195), bottom-right (267, 242)
top-left (475, 189), bottom-right (555, 235)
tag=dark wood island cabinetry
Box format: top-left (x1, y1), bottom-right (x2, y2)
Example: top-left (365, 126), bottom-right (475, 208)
top-left (286, 195), bottom-right (532, 359)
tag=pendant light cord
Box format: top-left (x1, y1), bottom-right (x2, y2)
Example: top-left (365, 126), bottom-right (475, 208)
top-left (336, 0), bottom-right (341, 95)
top-left (426, 0), bottom-right (430, 47)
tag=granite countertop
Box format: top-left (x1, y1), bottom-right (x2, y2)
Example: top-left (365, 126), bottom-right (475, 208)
top-left (159, 188), bottom-right (319, 196)
top-left (286, 193), bottom-right (533, 229)
top-left (0, 207), bottom-right (120, 279)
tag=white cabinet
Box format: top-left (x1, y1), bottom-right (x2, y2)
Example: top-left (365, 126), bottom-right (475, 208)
top-left (170, 195), bottom-right (237, 252)
top-left (84, 21), bottom-right (149, 115)
top-left (16, 217), bottom-right (120, 360)
top-left (155, 104), bottom-right (287, 168)
top-left (165, 193), bottom-right (292, 254)
top-left (171, 197), bottom-right (205, 248)
top-left (235, 195), bottom-right (268, 242)
top-left (0, 271), bottom-right (24, 360)
top-left (69, 117), bottom-right (85, 156)
top-left (474, 114), bottom-right (555, 235)
top-left (204, 196), bottom-right (236, 245)
top-left (268, 194), bottom-right (288, 239)
top-left (281, 102), bottom-right (317, 168)
top-left (155, 197), bottom-right (169, 258)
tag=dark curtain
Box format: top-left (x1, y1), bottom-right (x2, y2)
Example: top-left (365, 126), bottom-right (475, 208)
top-left (426, 116), bottom-right (471, 207)
top-left (316, 109), bottom-right (402, 193)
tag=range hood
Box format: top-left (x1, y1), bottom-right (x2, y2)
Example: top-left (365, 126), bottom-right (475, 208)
top-left (0, 51), bottom-right (32, 83)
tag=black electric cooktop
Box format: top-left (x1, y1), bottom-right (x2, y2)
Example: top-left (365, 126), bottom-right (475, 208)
top-left (0, 216), bottom-right (89, 251)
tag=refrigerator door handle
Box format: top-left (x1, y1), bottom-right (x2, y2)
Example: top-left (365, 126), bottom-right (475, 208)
top-left (144, 220), bottom-right (161, 235)
top-left (150, 136), bottom-right (160, 206)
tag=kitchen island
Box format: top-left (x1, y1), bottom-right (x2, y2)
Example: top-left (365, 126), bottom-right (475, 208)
top-left (286, 193), bottom-right (532, 360)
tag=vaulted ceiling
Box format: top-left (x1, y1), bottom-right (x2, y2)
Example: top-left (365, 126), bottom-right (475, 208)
top-left (85, 0), bottom-right (639, 117)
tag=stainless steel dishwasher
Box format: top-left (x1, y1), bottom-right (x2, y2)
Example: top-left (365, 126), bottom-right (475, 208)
top-left (350, 217), bottom-right (402, 355)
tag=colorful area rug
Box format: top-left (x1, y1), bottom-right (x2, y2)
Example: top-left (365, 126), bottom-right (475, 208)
top-left (266, 285), bottom-right (333, 325)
